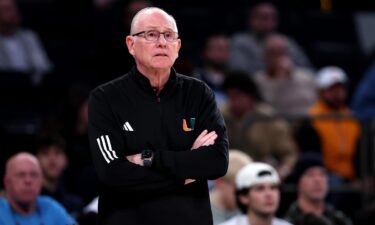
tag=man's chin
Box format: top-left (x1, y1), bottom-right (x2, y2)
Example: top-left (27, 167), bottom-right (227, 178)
top-left (15, 198), bottom-right (35, 210)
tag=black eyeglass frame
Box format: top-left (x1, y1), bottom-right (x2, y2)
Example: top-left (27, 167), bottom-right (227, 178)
top-left (131, 30), bottom-right (179, 42)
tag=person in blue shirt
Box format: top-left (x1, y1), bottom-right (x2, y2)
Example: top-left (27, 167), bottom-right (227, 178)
top-left (0, 152), bottom-right (76, 225)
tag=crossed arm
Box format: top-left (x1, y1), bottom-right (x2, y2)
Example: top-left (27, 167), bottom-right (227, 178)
top-left (126, 129), bottom-right (218, 184)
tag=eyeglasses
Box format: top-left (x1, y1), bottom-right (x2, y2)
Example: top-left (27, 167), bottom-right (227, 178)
top-left (132, 30), bottom-right (179, 42)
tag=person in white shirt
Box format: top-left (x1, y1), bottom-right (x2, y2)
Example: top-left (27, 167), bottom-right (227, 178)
top-left (220, 162), bottom-right (292, 225)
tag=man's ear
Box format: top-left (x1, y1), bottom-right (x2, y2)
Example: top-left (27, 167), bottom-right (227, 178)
top-left (126, 36), bottom-right (135, 56)
top-left (177, 39), bottom-right (181, 50)
top-left (176, 39), bottom-right (181, 57)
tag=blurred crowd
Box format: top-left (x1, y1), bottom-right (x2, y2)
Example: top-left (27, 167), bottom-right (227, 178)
top-left (1, 0), bottom-right (375, 224)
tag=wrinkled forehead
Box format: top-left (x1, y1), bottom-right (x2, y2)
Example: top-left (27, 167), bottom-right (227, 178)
top-left (133, 10), bottom-right (177, 33)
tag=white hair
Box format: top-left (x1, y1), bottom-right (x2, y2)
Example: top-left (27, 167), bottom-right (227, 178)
top-left (130, 7), bottom-right (178, 34)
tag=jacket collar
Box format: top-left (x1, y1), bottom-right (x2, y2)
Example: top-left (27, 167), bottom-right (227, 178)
top-left (130, 66), bottom-right (178, 98)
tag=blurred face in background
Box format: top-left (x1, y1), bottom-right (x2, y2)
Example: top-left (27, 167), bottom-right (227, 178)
top-left (4, 154), bottom-right (42, 206)
top-left (298, 166), bottom-right (328, 202)
top-left (37, 145), bottom-right (67, 182)
top-left (204, 35), bottom-right (230, 70)
top-left (265, 35), bottom-right (292, 76)
top-left (249, 3), bottom-right (278, 36)
top-left (240, 182), bottom-right (280, 216)
top-left (0, 0), bottom-right (21, 30)
top-left (319, 83), bottom-right (347, 109)
top-left (226, 88), bottom-right (256, 119)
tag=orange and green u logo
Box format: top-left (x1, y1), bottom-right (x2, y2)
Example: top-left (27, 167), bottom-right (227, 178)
top-left (183, 118), bottom-right (195, 132)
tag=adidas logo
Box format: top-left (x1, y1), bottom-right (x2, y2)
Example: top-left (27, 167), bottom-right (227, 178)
top-left (123, 122), bottom-right (134, 131)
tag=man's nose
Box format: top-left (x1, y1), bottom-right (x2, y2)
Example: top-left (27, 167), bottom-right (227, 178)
top-left (24, 176), bottom-right (32, 184)
top-left (157, 33), bottom-right (167, 45)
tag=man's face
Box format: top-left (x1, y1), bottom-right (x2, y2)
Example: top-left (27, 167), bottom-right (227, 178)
top-left (249, 3), bottom-right (278, 36)
top-left (265, 36), bottom-right (290, 71)
top-left (226, 88), bottom-right (255, 119)
top-left (298, 167), bottom-right (328, 202)
top-left (37, 145), bottom-right (67, 181)
top-left (0, 0), bottom-right (20, 27)
top-left (319, 83), bottom-right (347, 109)
top-left (126, 11), bottom-right (181, 72)
top-left (204, 36), bottom-right (230, 69)
top-left (5, 158), bottom-right (42, 204)
top-left (241, 183), bottom-right (280, 216)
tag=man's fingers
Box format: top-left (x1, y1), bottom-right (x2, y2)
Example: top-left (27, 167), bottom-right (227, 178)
top-left (196, 129), bottom-right (208, 140)
top-left (197, 131), bottom-right (216, 145)
top-left (185, 179), bottom-right (196, 185)
top-left (191, 130), bottom-right (217, 150)
top-left (202, 134), bottom-right (217, 146)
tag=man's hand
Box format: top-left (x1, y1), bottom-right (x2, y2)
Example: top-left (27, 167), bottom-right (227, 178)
top-left (191, 129), bottom-right (217, 150)
top-left (126, 153), bottom-right (143, 166)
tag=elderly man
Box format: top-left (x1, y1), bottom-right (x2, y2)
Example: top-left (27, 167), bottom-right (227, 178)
top-left (88, 7), bottom-right (228, 225)
top-left (0, 152), bottom-right (75, 225)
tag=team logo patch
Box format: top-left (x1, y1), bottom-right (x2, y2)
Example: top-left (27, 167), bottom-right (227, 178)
top-left (183, 118), bottom-right (195, 132)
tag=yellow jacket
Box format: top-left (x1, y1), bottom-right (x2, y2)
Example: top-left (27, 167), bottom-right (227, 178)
top-left (309, 101), bottom-right (360, 180)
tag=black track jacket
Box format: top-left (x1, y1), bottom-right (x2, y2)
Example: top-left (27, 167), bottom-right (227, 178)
top-left (88, 67), bottom-right (229, 225)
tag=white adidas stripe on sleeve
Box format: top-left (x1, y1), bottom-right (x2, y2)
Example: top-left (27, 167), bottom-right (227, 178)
top-left (97, 138), bottom-right (110, 163)
top-left (105, 135), bottom-right (118, 159)
top-left (97, 135), bottom-right (119, 163)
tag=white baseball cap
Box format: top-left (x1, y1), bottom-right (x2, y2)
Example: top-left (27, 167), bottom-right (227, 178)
top-left (235, 162), bottom-right (280, 190)
top-left (315, 66), bottom-right (347, 89)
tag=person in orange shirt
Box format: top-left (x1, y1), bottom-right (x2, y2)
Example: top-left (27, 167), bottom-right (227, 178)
top-left (295, 66), bottom-right (361, 182)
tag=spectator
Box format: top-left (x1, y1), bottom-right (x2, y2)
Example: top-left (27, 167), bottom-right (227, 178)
top-left (254, 34), bottom-right (316, 115)
top-left (284, 153), bottom-right (352, 225)
top-left (194, 34), bottom-right (231, 107)
top-left (220, 162), bottom-right (291, 225)
top-left (0, 0), bottom-right (52, 85)
top-left (221, 71), bottom-right (298, 180)
top-left (229, 1), bottom-right (311, 76)
top-left (43, 85), bottom-right (99, 204)
top-left (210, 150), bottom-right (252, 225)
top-left (35, 134), bottom-right (85, 217)
top-left (0, 152), bottom-right (76, 225)
top-left (295, 66), bottom-right (360, 182)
